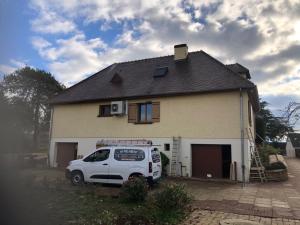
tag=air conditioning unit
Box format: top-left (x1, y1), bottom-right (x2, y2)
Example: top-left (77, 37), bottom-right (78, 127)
top-left (111, 101), bottom-right (127, 115)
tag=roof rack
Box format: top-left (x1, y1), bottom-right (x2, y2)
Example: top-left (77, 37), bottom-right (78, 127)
top-left (96, 139), bottom-right (154, 147)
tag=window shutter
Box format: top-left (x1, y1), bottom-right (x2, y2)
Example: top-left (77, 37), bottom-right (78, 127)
top-left (128, 103), bottom-right (138, 123)
top-left (152, 102), bottom-right (160, 123)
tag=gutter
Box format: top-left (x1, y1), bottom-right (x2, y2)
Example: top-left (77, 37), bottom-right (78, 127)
top-left (240, 88), bottom-right (246, 186)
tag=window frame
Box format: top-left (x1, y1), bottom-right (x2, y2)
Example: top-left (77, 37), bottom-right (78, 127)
top-left (137, 102), bottom-right (152, 124)
top-left (98, 104), bottom-right (112, 117)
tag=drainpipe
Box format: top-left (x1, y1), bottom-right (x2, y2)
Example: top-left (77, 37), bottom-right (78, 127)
top-left (48, 107), bottom-right (54, 167)
top-left (240, 88), bottom-right (246, 187)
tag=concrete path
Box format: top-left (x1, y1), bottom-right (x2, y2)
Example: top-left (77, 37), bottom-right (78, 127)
top-left (178, 158), bottom-right (300, 221)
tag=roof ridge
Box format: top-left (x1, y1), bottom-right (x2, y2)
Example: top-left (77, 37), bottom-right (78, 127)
top-left (116, 50), bottom-right (203, 65)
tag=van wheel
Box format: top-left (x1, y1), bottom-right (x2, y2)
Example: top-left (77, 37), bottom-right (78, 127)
top-left (71, 171), bottom-right (84, 186)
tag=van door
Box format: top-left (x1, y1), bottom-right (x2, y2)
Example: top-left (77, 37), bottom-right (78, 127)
top-left (82, 149), bottom-right (110, 183)
top-left (110, 148), bottom-right (146, 184)
top-left (151, 148), bottom-right (162, 180)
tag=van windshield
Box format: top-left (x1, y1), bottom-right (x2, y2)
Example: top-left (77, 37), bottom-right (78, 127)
top-left (151, 148), bottom-right (160, 163)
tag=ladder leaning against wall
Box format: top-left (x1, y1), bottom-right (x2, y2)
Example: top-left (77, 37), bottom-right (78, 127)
top-left (246, 128), bottom-right (267, 183)
top-left (170, 136), bottom-right (181, 176)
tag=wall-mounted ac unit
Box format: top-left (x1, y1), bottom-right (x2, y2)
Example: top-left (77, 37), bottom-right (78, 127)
top-left (111, 101), bottom-right (127, 115)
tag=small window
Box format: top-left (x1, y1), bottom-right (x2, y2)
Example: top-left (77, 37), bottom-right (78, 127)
top-left (114, 149), bottom-right (145, 161)
top-left (164, 143), bottom-right (170, 151)
top-left (84, 149), bottom-right (110, 162)
top-left (98, 105), bottom-right (111, 117)
top-left (151, 148), bottom-right (161, 163)
top-left (154, 67), bottom-right (168, 78)
top-left (138, 103), bottom-right (152, 123)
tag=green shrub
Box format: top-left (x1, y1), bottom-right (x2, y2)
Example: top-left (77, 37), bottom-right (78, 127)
top-left (160, 152), bottom-right (170, 176)
top-left (259, 145), bottom-right (280, 164)
top-left (120, 176), bottom-right (148, 203)
top-left (116, 206), bottom-right (154, 225)
top-left (265, 161), bottom-right (287, 170)
top-left (154, 183), bottom-right (191, 211)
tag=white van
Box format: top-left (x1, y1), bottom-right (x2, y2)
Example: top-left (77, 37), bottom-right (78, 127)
top-left (65, 146), bottom-right (162, 185)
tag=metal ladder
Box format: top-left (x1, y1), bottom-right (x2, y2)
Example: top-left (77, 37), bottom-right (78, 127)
top-left (246, 128), bottom-right (267, 183)
top-left (170, 136), bottom-right (181, 176)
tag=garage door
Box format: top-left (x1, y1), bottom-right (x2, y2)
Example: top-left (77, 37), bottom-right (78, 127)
top-left (192, 144), bottom-right (223, 179)
top-left (56, 143), bottom-right (78, 168)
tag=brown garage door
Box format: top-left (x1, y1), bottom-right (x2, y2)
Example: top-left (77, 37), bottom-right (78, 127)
top-left (192, 144), bottom-right (223, 179)
top-left (56, 143), bottom-right (78, 168)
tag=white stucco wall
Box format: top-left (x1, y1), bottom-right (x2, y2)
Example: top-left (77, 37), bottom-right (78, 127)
top-left (50, 137), bottom-right (251, 182)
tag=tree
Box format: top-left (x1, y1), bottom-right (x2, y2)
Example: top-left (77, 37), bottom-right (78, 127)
top-left (1, 67), bottom-right (65, 152)
top-left (281, 102), bottom-right (300, 130)
top-left (255, 100), bottom-right (293, 143)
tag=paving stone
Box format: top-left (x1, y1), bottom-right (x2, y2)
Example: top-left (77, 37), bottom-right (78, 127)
top-left (181, 210), bottom-right (300, 225)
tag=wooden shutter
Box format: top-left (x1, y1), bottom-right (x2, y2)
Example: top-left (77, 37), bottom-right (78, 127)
top-left (152, 102), bottom-right (160, 123)
top-left (128, 103), bottom-right (138, 123)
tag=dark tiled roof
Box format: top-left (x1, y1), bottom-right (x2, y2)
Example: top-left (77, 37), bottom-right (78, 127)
top-left (288, 133), bottom-right (300, 148)
top-left (51, 50), bottom-right (259, 110)
top-left (226, 63), bottom-right (251, 79)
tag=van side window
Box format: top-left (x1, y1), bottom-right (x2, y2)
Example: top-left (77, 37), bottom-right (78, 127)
top-left (84, 149), bottom-right (110, 162)
top-left (114, 149), bottom-right (145, 161)
top-left (151, 148), bottom-right (161, 163)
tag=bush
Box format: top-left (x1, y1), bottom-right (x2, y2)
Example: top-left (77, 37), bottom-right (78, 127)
top-left (120, 176), bottom-right (148, 203)
top-left (160, 152), bottom-right (170, 176)
top-left (259, 145), bottom-right (280, 164)
top-left (265, 161), bottom-right (287, 170)
top-left (116, 206), bottom-right (154, 225)
top-left (154, 183), bottom-right (191, 211)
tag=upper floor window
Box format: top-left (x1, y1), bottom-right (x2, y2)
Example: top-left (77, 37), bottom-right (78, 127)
top-left (128, 102), bottom-right (160, 124)
top-left (139, 103), bottom-right (152, 123)
top-left (98, 105), bottom-right (111, 117)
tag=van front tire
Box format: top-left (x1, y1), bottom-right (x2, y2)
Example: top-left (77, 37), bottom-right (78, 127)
top-left (71, 171), bottom-right (84, 186)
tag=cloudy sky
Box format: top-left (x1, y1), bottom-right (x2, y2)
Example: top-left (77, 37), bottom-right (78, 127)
top-left (1, 0), bottom-right (300, 128)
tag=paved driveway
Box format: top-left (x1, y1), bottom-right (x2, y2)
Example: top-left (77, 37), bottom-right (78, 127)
top-left (176, 158), bottom-right (300, 220)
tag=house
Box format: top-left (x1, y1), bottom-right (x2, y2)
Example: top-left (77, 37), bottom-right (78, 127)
top-left (286, 133), bottom-right (300, 157)
top-left (49, 44), bottom-right (259, 182)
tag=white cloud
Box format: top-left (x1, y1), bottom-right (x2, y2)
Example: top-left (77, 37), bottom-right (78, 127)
top-left (0, 65), bottom-right (17, 75)
top-left (28, 0), bottom-right (300, 103)
top-left (30, 0), bottom-right (76, 34)
top-left (0, 60), bottom-right (26, 75)
top-left (32, 34), bottom-right (108, 85)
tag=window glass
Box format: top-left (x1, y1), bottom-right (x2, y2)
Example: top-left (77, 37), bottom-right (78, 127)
top-left (114, 149), bottom-right (145, 161)
top-left (140, 104), bottom-right (146, 122)
top-left (146, 103), bottom-right (152, 122)
top-left (151, 148), bottom-right (160, 163)
top-left (138, 103), bottom-right (152, 123)
top-left (84, 149), bottom-right (110, 162)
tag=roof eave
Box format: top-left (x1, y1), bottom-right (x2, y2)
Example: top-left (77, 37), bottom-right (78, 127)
top-left (50, 87), bottom-right (255, 106)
